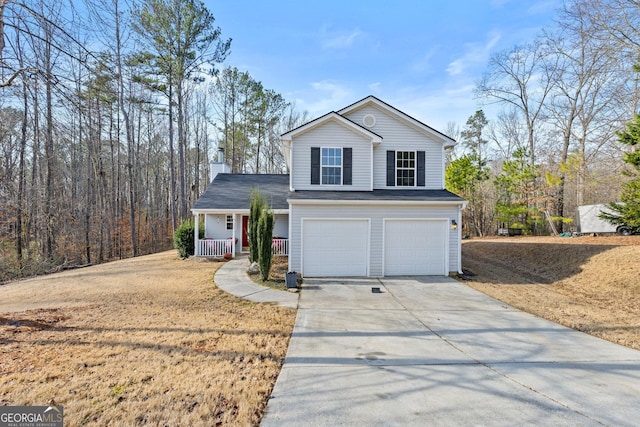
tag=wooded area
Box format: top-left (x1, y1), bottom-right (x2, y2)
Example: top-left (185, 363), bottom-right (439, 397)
top-left (0, 0), bottom-right (306, 281)
top-left (2, 0), bottom-right (640, 280)
top-left (447, 0), bottom-right (640, 237)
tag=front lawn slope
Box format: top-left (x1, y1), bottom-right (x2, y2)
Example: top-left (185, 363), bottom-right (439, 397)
top-left (462, 236), bottom-right (640, 351)
top-left (0, 251), bottom-right (296, 426)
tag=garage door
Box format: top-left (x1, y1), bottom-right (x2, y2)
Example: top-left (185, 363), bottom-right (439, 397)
top-left (303, 219), bottom-right (368, 277)
top-left (384, 220), bottom-right (447, 275)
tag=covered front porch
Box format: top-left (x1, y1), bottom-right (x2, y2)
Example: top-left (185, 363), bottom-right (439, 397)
top-left (193, 211), bottom-right (289, 258)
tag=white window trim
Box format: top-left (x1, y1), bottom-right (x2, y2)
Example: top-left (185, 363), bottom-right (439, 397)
top-left (396, 150), bottom-right (417, 187)
top-left (226, 215), bottom-right (234, 230)
top-left (320, 146), bottom-right (343, 186)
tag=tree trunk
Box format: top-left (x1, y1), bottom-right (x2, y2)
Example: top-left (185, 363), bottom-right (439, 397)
top-left (114, 0), bottom-right (137, 256)
top-left (177, 79), bottom-right (187, 220)
top-left (557, 115), bottom-right (575, 232)
top-left (85, 100), bottom-right (92, 264)
top-left (168, 73), bottom-right (178, 231)
top-left (44, 32), bottom-right (55, 260)
top-left (16, 68), bottom-right (28, 268)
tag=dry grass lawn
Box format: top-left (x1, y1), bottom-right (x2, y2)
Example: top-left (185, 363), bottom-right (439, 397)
top-left (0, 251), bottom-right (296, 426)
top-left (461, 235), bottom-right (640, 351)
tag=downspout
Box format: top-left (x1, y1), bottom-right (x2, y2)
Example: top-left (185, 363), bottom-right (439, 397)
top-left (287, 202), bottom-right (292, 273)
top-left (457, 204), bottom-right (465, 274)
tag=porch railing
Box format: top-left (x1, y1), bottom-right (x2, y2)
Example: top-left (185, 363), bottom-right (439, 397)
top-left (197, 238), bottom-right (288, 257)
top-left (198, 239), bottom-right (234, 257)
top-left (272, 238), bottom-right (288, 256)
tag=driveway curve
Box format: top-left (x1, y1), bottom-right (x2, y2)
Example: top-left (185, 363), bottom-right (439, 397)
top-left (262, 276), bottom-right (640, 426)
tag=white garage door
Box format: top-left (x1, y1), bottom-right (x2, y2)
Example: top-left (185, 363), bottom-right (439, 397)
top-left (384, 220), bottom-right (448, 276)
top-left (303, 219), bottom-right (368, 277)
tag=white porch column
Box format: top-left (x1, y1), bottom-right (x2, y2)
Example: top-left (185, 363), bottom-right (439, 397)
top-left (194, 213), bottom-right (200, 256)
top-left (231, 214), bottom-right (237, 258)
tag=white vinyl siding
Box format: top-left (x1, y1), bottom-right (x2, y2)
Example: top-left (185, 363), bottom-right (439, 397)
top-left (205, 213), bottom-right (288, 239)
top-left (343, 105), bottom-right (445, 190)
top-left (205, 214), bottom-right (234, 239)
top-left (289, 203), bottom-right (460, 277)
top-left (291, 121), bottom-right (371, 191)
top-left (273, 215), bottom-right (289, 238)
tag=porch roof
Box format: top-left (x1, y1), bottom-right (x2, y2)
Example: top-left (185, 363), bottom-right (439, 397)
top-left (192, 174), bottom-right (290, 211)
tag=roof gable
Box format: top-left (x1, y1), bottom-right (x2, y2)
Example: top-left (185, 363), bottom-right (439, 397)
top-left (281, 111), bottom-right (382, 143)
top-left (338, 96), bottom-right (456, 147)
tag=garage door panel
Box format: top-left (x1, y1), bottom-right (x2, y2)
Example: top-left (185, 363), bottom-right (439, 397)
top-left (303, 220), bottom-right (368, 277)
top-left (384, 220), bottom-right (447, 276)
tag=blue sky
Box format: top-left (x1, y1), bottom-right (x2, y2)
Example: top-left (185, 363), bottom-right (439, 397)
top-left (206, 0), bottom-right (560, 132)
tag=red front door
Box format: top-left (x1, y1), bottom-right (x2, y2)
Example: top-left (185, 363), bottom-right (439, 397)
top-left (242, 216), bottom-right (249, 247)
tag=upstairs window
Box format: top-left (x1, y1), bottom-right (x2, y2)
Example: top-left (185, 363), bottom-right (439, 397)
top-left (396, 151), bottom-right (416, 186)
top-left (321, 147), bottom-right (342, 185)
top-left (386, 150), bottom-right (426, 187)
top-left (312, 147), bottom-right (352, 186)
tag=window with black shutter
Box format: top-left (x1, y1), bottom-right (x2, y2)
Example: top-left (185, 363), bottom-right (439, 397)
top-left (386, 151), bottom-right (395, 186)
top-left (343, 148), bottom-right (352, 185)
top-left (388, 150), bottom-right (426, 187)
top-left (417, 151), bottom-right (425, 186)
top-left (311, 147), bottom-right (320, 185)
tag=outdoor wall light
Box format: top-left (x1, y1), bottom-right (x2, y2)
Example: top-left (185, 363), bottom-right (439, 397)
top-left (451, 219), bottom-right (458, 230)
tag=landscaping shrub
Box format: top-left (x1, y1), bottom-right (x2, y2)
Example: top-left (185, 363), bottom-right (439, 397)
top-left (249, 189), bottom-right (266, 263)
top-left (173, 218), bottom-right (203, 258)
top-left (257, 208), bottom-right (274, 281)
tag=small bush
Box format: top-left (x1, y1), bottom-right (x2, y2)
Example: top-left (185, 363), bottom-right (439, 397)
top-left (173, 219), bottom-right (203, 259)
top-left (257, 208), bottom-right (274, 281)
top-left (249, 189), bottom-right (266, 263)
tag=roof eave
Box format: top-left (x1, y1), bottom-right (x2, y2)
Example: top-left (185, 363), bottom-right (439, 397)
top-left (287, 199), bottom-right (466, 206)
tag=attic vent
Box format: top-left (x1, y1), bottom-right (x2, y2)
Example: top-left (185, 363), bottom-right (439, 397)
top-left (362, 114), bottom-right (376, 128)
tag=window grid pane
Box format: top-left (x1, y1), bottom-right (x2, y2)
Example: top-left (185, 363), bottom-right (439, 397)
top-left (322, 167), bottom-right (341, 185)
top-left (321, 147), bottom-right (342, 185)
top-left (396, 151), bottom-right (416, 186)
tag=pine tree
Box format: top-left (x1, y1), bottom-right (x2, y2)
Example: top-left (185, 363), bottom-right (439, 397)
top-left (257, 208), bottom-right (274, 282)
top-left (600, 114), bottom-right (640, 232)
top-left (249, 189), bottom-right (266, 263)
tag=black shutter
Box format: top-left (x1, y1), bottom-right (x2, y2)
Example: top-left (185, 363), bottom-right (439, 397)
top-left (386, 151), bottom-right (395, 186)
top-left (311, 147), bottom-right (320, 185)
top-left (343, 148), bottom-right (352, 185)
top-left (417, 151), bottom-right (425, 187)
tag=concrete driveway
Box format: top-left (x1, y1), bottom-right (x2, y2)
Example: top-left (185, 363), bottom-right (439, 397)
top-left (261, 276), bottom-right (640, 426)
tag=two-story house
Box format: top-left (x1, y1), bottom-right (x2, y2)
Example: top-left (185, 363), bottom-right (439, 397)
top-left (191, 95), bottom-right (466, 277)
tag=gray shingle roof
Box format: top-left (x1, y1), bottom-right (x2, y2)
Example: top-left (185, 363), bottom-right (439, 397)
top-left (192, 174), bottom-right (290, 211)
top-left (193, 173), bottom-right (464, 211)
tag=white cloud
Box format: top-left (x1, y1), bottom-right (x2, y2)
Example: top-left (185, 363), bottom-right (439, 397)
top-left (384, 82), bottom-right (485, 134)
top-left (527, 0), bottom-right (558, 15)
top-left (446, 31), bottom-right (501, 76)
top-left (295, 81), bottom-right (354, 117)
top-left (409, 47), bottom-right (440, 75)
top-left (320, 26), bottom-right (365, 50)
top-left (368, 82), bottom-right (381, 93)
